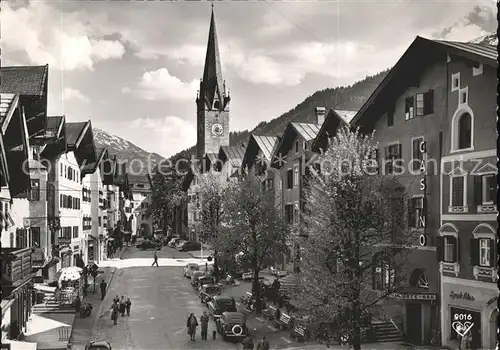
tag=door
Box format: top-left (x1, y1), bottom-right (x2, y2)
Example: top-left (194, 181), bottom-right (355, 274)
top-left (406, 302), bottom-right (422, 345)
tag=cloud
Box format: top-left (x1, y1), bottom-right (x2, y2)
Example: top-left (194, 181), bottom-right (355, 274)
top-left (124, 68), bottom-right (199, 101)
top-left (62, 87), bottom-right (90, 103)
top-left (130, 116), bottom-right (197, 157)
top-left (433, 5), bottom-right (496, 41)
top-left (1, 1), bottom-right (125, 71)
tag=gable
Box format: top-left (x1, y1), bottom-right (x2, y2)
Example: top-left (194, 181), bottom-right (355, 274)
top-left (472, 162), bottom-right (497, 175)
top-left (448, 166), bottom-right (467, 176)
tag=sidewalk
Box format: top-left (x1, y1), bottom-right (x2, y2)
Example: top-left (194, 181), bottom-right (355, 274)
top-left (68, 248), bottom-right (127, 349)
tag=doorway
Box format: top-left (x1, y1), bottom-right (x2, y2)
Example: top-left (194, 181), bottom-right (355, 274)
top-left (406, 302), bottom-right (422, 345)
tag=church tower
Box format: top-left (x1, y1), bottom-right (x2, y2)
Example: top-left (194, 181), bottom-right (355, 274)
top-left (196, 7), bottom-right (230, 161)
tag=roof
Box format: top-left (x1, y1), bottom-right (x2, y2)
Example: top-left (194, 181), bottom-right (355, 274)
top-left (65, 122), bottom-right (88, 147)
top-left (253, 135), bottom-right (278, 161)
top-left (45, 116), bottom-right (64, 137)
top-left (311, 109), bottom-right (357, 152)
top-left (290, 123), bottom-right (321, 141)
top-left (218, 145), bottom-right (246, 168)
top-left (351, 36), bottom-right (497, 129)
top-left (215, 295), bottom-right (235, 302)
top-left (0, 94), bottom-right (19, 131)
top-left (0, 65), bottom-right (48, 95)
top-left (205, 152), bottom-right (218, 164)
top-left (222, 311), bottom-right (245, 322)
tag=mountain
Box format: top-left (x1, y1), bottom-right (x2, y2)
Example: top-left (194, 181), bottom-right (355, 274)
top-left (469, 33), bottom-right (498, 46)
top-left (93, 128), bottom-right (165, 175)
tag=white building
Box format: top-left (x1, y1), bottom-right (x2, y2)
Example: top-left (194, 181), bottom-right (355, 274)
top-left (128, 175), bottom-right (153, 237)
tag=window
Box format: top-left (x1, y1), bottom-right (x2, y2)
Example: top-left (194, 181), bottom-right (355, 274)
top-left (31, 227), bottom-right (41, 247)
top-left (28, 179), bottom-right (40, 201)
top-left (384, 143), bottom-right (401, 174)
top-left (16, 229), bottom-right (28, 249)
top-left (408, 196), bottom-right (426, 228)
top-left (443, 236), bottom-right (457, 263)
top-left (411, 137), bottom-right (424, 172)
top-left (285, 204), bottom-right (293, 223)
top-left (451, 72), bottom-right (460, 91)
top-left (415, 90), bottom-right (434, 116)
top-left (293, 202), bottom-right (299, 225)
top-left (60, 163), bottom-right (63, 176)
top-left (479, 239), bottom-right (491, 267)
top-left (64, 165), bottom-right (67, 178)
top-left (373, 255), bottom-right (395, 291)
top-left (60, 194), bottom-right (64, 208)
top-left (482, 174), bottom-right (496, 205)
top-left (286, 169), bottom-right (293, 189)
top-left (72, 226), bottom-right (78, 239)
top-left (68, 195), bottom-right (73, 209)
top-left (451, 176), bottom-right (465, 207)
top-left (295, 140), bottom-right (299, 153)
top-left (459, 87), bottom-right (468, 106)
top-left (68, 167), bottom-right (73, 181)
top-left (304, 141), bottom-right (308, 150)
top-left (416, 93), bottom-right (424, 116)
top-left (293, 164), bottom-right (299, 187)
top-left (405, 96), bottom-right (414, 120)
top-left (386, 108), bottom-right (394, 127)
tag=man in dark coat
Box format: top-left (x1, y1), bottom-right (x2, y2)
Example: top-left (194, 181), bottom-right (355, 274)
top-left (152, 252), bottom-right (159, 267)
top-left (125, 298), bottom-right (132, 316)
top-left (200, 311), bottom-right (209, 340)
top-left (242, 335), bottom-right (254, 349)
top-left (256, 336), bottom-right (270, 350)
top-left (119, 296), bottom-right (126, 316)
top-left (100, 280), bottom-right (107, 300)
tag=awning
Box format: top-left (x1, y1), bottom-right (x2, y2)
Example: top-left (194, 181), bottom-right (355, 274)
top-left (2, 339), bottom-right (37, 350)
top-left (33, 284), bottom-right (57, 293)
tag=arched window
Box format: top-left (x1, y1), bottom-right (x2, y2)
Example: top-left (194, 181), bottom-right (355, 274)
top-left (409, 269), bottom-right (429, 289)
top-left (458, 113), bottom-right (471, 149)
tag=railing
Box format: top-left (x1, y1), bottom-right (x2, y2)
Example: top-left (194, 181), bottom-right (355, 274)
top-left (1, 247), bottom-right (34, 285)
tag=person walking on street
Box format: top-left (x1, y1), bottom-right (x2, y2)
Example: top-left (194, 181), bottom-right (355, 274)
top-left (256, 336), bottom-right (270, 350)
top-left (152, 252), bottom-right (159, 267)
top-left (200, 311), bottom-right (209, 340)
top-left (242, 335), bottom-right (254, 349)
top-left (119, 296), bottom-right (126, 317)
top-left (110, 302), bottom-right (119, 325)
top-left (100, 280), bottom-right (107, 300)
top-left (186, 313), bottom-right (198, 341)
top-left (125, 298), bottom-right (132, 316)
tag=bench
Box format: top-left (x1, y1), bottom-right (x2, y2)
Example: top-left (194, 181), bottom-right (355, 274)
top-left (240, 291), bottom-right (252, 303)
top-left (291, 325), bottom-right (307, 342)
top-left (262, 305), bottom-right (278, 320)
top-left (274, 313), bottom-right (292, 330)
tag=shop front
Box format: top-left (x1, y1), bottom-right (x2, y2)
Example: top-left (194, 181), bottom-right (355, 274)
top-left (441, 276), bottom-right (498, 349)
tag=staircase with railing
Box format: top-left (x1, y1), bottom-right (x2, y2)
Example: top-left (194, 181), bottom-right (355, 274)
top-left (371, 319), bottom-right (404, 343)
top-left (32, 289), bottom-right (76, 314)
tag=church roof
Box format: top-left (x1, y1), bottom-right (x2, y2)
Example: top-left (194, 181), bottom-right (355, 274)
top-left (201, 8), bottom-right (225, 109)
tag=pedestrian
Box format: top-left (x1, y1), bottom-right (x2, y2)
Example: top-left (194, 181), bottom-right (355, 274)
top-left (256, 336), bottom-right (270, 350)
top-left (110, 302), bottom-right (119, 325)
top-left (113, 295), bottom-right (120, 304)
top-left (152, 252), bottom-right (159, 267)
top-left (242, 335), bottom-right (254, 349)
top-left (186, 313), bottom-right (198, 341)
top-left (125, 298), bottom-right (132, 316)
top-left (100, 280), bottom-right (107, 300)
top-left (119, 296), bottom-right (126, 316)
top-left (200, 311), bottom-right (209, 340)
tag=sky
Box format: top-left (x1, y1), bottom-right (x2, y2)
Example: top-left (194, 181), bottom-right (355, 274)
top-left (1, 0), bottom-right (497, 158)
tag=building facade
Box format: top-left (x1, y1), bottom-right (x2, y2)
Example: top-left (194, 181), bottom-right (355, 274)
top-left (128, 174), bottom-right (153, 237)
top-left (437, 45), bottom-right (497, 349)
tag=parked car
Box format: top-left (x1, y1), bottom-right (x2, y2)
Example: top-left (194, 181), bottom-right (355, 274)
top-left (168, 238), bottom-right (181, 247)
top-left (178, 241), bottom-right (202, 252)
top-left (85, 340), bottom-right (112, 350)
top-left (207, 296), bottom-right (237, 320)
top-left (216, 312), bottom-right (247, 341)
top-left (137, 240), bottom-right (162, 250)
top-left (190, 271), bottom-right (206, 286)
top-left (183, 263), bottom-right (200, 278)
top-left (193, 274), bottom-right (213, 290)
top-left (174, 240), bottom-right (187, 248)
top-left (198, 284), bottom-right (221, 304)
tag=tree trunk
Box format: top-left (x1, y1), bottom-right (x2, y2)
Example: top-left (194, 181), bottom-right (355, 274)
top-left (252, 267), bottom-right (262, 314)
top-left (352, 232), bottom-right (362, 350)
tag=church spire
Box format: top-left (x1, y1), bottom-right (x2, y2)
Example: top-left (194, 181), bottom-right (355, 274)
top-left (201, 6), bottom-right (225, 110)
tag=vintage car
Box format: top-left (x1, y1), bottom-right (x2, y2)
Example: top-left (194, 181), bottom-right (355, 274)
top-left (192, 274), bottom-right (213, 290)
top-left (136, 240), bottom-right (162, 250)
top-left (198, 284), bottom-right (221, 303)
top-left (216, 311), bottom-right (247, 341)
top-left (85, 340), bottom-right (112, 350)
top-left (183, 263), bottom-right (200, 278)
top-left (207, 296), bottom-right (237, 320)
top-left (168, 238), bottom-right (181, 247)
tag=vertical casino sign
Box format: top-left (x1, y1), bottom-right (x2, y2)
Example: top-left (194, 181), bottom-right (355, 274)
top-left (418, 140), bottom-right (428, 246)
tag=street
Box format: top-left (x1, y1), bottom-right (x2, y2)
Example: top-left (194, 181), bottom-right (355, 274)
top-left (92, 246), bottom-right (238, 349)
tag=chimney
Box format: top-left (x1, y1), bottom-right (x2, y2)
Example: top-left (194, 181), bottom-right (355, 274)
top-left (315, 107), bottom-right (326, 125)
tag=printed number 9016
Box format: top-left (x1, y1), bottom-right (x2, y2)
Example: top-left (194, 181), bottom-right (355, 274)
top-left (454, 313), bottom-right (472, 321)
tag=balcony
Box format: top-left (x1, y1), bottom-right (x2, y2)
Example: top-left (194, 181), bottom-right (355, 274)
top-left (32, 248), bottom-right (46, 268)
top-left (1, 247), bottom-right (34, 295)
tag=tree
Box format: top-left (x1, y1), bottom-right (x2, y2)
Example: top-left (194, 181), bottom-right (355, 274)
top-left (216, 172), bottom-right (290, 313)
top-left (293, 127), bottom-right (416, 350)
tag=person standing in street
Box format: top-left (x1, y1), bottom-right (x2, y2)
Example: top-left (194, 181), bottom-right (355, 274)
top-left (125, 298), bottom-right (132, 316)
top-left (186, 313), bottom-right (198, 341)
top-left (256, 336), bottom-right (270, 350)
top-left (110, 302), bottom-right (119, 325)
top-left (242, 335), bottom-right (254, 349)
top-left (200, 311), bottom-right (209, 340)
top-left (100, 280), bottom-right (107, 300)
top-left (152, 252), bottom-right (159, 267)
top-left (113, 295), bottom-right (119, 304)
top-left (119, 296), bottom-right (126, 316)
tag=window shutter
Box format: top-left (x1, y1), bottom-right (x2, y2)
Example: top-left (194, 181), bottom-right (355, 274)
top-left (396, 144), bottom-right (402, 159)
top-left (455, 236), bottom-right (460, 263)
top-left (436, 236), bottom-right (444, 262)
top-left (490, 239), bottom-right (496, 266)
top-left (470, 238), bottom-right (479, 266)
top-left (424, 90), bottom-right (434, 114)
top-left (473, 176), bottom-right (482, 206)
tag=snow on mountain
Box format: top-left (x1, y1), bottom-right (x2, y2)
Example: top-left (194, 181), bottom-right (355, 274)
top-left (469, 33), bottom-right (498, 46)
top-left (93, 128), bottom-right (165, 175)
